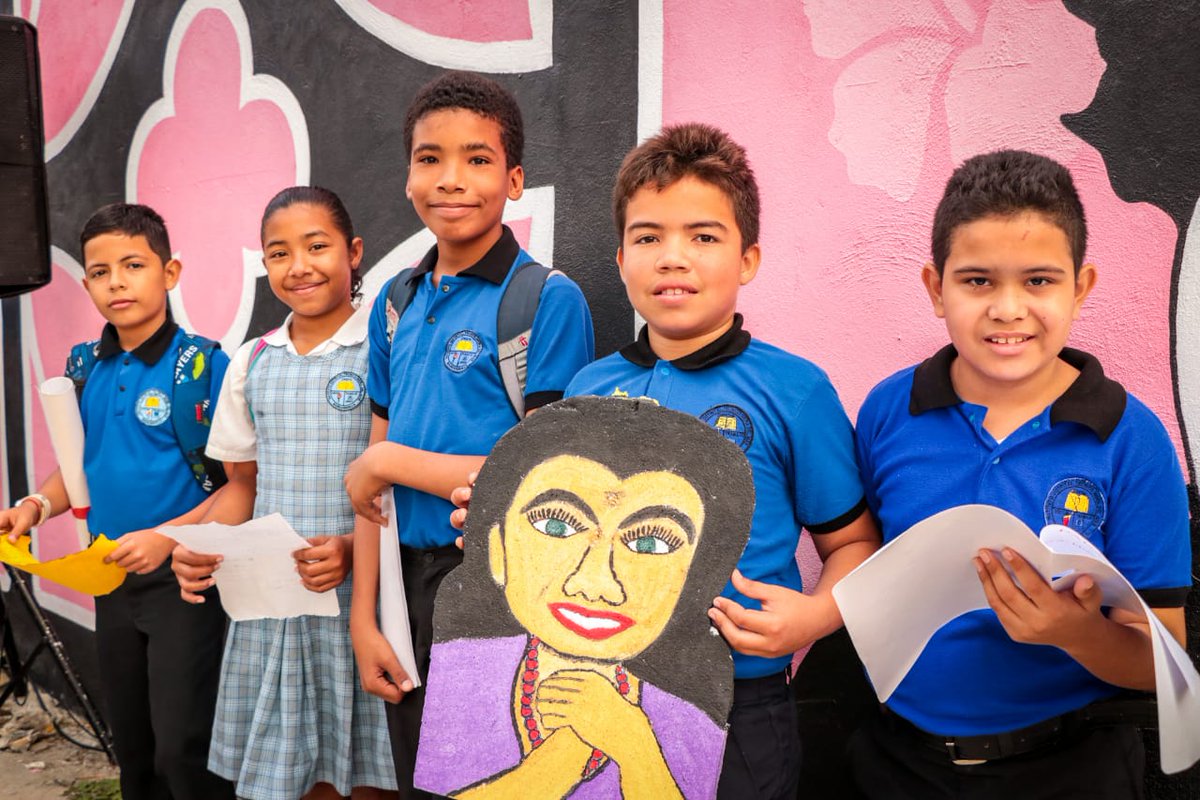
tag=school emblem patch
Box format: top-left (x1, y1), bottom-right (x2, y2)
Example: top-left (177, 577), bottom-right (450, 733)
top-left (700, 404), bottom-right (754, 451)
top-left (326, 371), bottom-right (366, 411)
top-left (135, 388), bottom-right (171, 427)
top-left (444, 330), bottom-right (484, 373)
top-left (1043, 477), bottom-right (1106, 537)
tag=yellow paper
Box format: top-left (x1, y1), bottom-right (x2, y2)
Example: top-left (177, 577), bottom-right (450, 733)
top-left (0, 535), bottom-right (126, 596)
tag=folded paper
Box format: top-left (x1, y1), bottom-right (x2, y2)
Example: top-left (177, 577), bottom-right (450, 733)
top-left (0, 535), bottom-right (124, 595)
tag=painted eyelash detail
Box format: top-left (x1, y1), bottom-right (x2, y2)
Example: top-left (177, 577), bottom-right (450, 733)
top-left (526, 506), bottom-right (587, 532)
top-left (620, 524), bottom-right (683, 552)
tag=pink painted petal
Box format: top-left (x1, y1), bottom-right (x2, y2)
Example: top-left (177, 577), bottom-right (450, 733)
top-left (829, 37), bottom-right (956, 201)
top-left (803, 0), bottom-right (946, 59)
top-left (131, 5), bottom-right (307, 348)
top-left (366, 0), bottom-right (533, 43)
top-left (945, 0), bottom-right (1104, 164)
top-left (17, 0), bottom-right (131, 159)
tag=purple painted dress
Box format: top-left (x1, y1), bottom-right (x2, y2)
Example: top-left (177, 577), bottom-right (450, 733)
top-left (415, 635), bottom-right (726, 799)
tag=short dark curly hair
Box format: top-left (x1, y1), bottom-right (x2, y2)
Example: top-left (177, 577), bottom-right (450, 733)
top-left (932, 150), bottom-right (1087, 275)
top-left (612, 123), bottom-right (760, 252)
top-left (80, 203), bottom-right (172, 266)
top-left (403, 71), bottom-right (524, 168)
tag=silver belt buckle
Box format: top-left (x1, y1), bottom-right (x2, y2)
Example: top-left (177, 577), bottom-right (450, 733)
top-left (946, 740), bottom-right (988, 766)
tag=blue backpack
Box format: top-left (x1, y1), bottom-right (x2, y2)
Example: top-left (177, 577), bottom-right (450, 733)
top-left (66, 333), bottom-right (227, 493)
top-left (385, 260), bottom-right (558, 419)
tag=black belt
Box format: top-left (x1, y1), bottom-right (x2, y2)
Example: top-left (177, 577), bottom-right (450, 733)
top-left (882, 705), bottom-right (1088, 763)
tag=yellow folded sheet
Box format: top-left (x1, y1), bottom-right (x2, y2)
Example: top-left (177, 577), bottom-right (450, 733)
top-left (0, 535), bottom-right (126, 596)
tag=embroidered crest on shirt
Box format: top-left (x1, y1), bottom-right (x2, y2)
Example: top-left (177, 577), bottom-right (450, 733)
top-left (136, 388), bottom-right (171, 426)
top-left (327, 371), bottom-right (366, 411)
top-left (444, 330), bottom-right (484, 373)
top-left (1043, 477), bottom-right (1107, 537)
top-left (700, 404), bottom-right (755, 451)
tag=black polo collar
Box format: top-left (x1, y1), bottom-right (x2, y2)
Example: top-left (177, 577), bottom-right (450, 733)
top-left (619, 314), bottom-right (752, 371)
top-left (405, 224), bottom-right (520, 287)
top-left (96, 313), bottom-right (179, 365)
top-left (909, 344), bottom-right (1127, 442)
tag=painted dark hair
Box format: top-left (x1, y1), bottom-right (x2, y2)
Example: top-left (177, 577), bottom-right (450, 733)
top-left (80, 203), bottom-right (172, 266)
top-left (260, 185), bottom-right (361, 300)
top-left (932, 150), bottom-right (1087, 275)
top-left (612, 123), bottom-right (761, 251)
top-left (403, 71), bottom-right (524, 168)
top-left (435, 396), bottom-right (754, 724)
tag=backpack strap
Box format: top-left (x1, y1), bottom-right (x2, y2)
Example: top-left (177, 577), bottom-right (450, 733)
top-left (385, 268), bottom-right (419, 344)
top-left (171, 333), bottom-right (226, 494)
top-left (65, 340), bottom-right (101, 401)
top-left (496, 261), bottom-right (559, 419)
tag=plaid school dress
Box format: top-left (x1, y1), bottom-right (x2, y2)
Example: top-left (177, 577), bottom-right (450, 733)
top-left (207, 339), bottom-right (396, 799)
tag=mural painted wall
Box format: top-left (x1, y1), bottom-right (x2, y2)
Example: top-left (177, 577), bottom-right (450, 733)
top-left (2, 0), bottom-right (1198, 794)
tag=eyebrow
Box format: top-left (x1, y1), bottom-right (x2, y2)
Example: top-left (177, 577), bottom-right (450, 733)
top-left (950, 264), bottom-right (1069, 275)
top-left (618, 505), bottom-right (697, 543)
top-left (521, 489), bottom-right (599, 525)
top-left (625, 220), bottom-right (729, 233)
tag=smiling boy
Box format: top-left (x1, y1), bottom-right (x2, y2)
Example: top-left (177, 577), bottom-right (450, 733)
top-left (850, 151), bottom-right (1192, 798)
top-left (564, 123), bottom-right (880, 799)
top-left (0, 204), bottom-right (233, 800)
top-left (344, 71), bottom-right (594, 796)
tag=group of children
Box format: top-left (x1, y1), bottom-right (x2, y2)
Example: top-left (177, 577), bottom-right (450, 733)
top-left (0, 67), bottom-right (1191, 800)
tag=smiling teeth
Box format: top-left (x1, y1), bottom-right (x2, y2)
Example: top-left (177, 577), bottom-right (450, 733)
top-left (990, 336), bottom-right (1028, 344)
top-left (659, 288), bottom-right (689, 296)
top-left (558, 607), bottom-right (621, 630)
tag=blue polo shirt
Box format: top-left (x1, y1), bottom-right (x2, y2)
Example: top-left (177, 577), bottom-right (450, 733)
top-left (856, 345), bottom-right (1192, 735)
top-left (565, 315), bottom-right (866, 678)
top-left (367, 225), bottom-right (594, 548)
top-left (78, 318), bottom-right (229, 538)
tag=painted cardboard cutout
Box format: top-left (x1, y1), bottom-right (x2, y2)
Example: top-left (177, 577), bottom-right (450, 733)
top-left (415, 397), bottom-right (754, 799)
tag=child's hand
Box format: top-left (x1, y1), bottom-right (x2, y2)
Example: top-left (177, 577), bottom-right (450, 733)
top-left (350, 622), bottom-right (412, 702)
top-left (975, 547), bottom-right (1105, 650)
top-left (708, 570), bottom-right (837, 658)
top-left (0, 502), bottom-right (39, 544)
top-left (171, 544), bottom-right (222, 603)
top-left (345, 443), bottom-right (391, 525)
top-left (293, 535), bottom-right (351, 593)
top-left (106, 530), bottom-right (177, 574)
top-left (449, 470), bottom-right (478, 550)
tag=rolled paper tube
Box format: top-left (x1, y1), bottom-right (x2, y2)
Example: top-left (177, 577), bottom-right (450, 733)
top-left (38, 377), bottom-right (92, 544)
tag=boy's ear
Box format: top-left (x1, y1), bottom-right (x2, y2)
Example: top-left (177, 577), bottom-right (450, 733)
top-left (921, 262), bottom-right (946, 318)
top-left (163, 258), bottom-right (182, 291)
top-left (488, 524), bottom-right (505, 586)
top-left (1073, 262), bottom-right (1098, 318)
top-left (405, 174), bottom-right (413, 201)
top-left (738, 243), bottom-right (761, 286)
top-left (507, 164), bottom-right (525, 202)
top-left (615, 247), bottom-right (626, 285)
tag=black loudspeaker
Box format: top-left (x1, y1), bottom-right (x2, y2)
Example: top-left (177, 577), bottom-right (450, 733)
top-left (0, 15), bottom-right (49, 298)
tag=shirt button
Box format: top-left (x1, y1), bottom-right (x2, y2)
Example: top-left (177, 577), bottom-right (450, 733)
top-left (119, 386), bottom-right (126, 392)
top-left (426, 315), bottom-right (436, 324)
top-left (123, 357), bottom-right (130, 365)
top-left (659, 367), bottom-right (670, 376)
top-left (1032, 421), bottom-right (1041, 429)
top-left (992, 457), bottom-right (1001, 465)
top-left (441, 285), bottom-right (450, 293)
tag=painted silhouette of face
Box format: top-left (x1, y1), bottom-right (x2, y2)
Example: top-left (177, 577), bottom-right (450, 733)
top-left (489, 454), bottom-right (704, 661)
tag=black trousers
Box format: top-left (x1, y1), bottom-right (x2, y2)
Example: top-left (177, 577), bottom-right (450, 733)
top-left (384, 544), bottom-right (463, 800)
top-left (849, 709), bottom-right (1146, 800)
top-left (717, 672), bottom-right (802, 800)
top-left (94, 562), bottom-right (234, 800)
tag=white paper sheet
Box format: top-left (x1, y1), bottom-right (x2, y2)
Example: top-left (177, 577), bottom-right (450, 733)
top-left (833, 504), bottom-right (1200, 774)
top-left (163, 513), bottom-right (339, 621)
top-left (379, 489), bottom-right (421, 689)
top-left (38, 376), bottom-right (91, 547)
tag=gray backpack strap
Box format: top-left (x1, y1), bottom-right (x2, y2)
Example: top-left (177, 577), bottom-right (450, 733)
top-left (385, 268), bottom-right (419, 344)
top-left (497, 261), bottom-right (560, 418)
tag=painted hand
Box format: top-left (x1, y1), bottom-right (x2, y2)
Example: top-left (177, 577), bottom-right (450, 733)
top-left (170, 543), bottom-right (222, 603)
top-left (975, 547), bottom-right (1105, 650)
top-left (106, 529), bottom-right (177, 575)
top-left (708, 569), bottom-right (833, 658)
top-left (294, 534), bottom-right (351, 592)
top-left (536, 669), bottom-right (648, 760)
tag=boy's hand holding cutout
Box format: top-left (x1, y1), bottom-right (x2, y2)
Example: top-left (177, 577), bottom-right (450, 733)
top-left (107, 529), bottom-right (177, 574)
top-left (294, 534), bottom-right (352, 593)
top-left (709, 570), bottom-right (837, 658)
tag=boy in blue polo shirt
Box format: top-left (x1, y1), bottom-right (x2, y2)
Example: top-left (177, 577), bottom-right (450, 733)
top-left (344, 71), bottom-right (593, 796)
top-left (850, 150), bottom-right (1192, 799)
top-left (563, 123), bottom-right (879, 799)
top-left (0, 204), bottom-right (234, 800)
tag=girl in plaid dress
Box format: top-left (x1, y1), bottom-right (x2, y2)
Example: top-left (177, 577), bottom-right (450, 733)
top-left (171, 187), bottom-right (397, 799)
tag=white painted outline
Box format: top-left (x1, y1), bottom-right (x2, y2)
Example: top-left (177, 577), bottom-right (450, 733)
top-left (632, 0), bottom-right (664, 335)
top-left (16, 248), bottom-right (96, 630)
top-left (22, 0), bottom-right (135, 161)
top-left (333, 0), bottom-right (552, 73)
top-left (1175, 200), bottom-right (1200, 480)
top-left (360, 185), bottom-right (556, 307)
top-left (125, 0), bottom-right (310, 353)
